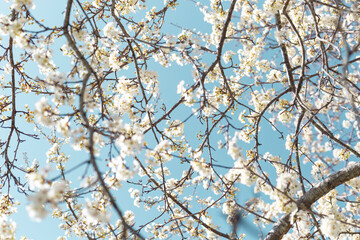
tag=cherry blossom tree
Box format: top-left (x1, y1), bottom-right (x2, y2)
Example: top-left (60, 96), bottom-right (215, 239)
top-left (1, 0), bottom-right (360, 239)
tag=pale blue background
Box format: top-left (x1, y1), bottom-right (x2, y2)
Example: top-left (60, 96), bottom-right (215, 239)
top-left (0, 0), bottom-right (292, 239)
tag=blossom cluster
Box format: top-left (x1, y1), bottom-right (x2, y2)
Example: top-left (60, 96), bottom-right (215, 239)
top-left (26, 171), bottom-right (70, 221)
top-left (2, 0), bottom-right (360, 239)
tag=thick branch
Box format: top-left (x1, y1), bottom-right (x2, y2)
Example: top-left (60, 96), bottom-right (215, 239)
top-left (265, 161), bottom-right (360, 240)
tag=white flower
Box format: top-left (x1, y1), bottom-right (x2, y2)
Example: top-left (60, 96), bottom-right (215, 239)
top-left (11, 0), bottom-right (35, 11)
top-left (26, 203), bottom-right (48, 222)
top-left (56, 117), bottom-right (70, 136)
top-left (342, 120), bottom-right (351, 129)
top-left (164, 120), bottom-right (184, 137)
top-left (355, 142), bottom-right (360, 153)
top-left (320, 217), bottom-right (342, 239)
top-left (222, 50), bottom-right (235, 64)
top-left (35, 97), bottom-right (54, 127)
top-left (177, 80), bottom-right (186, 94)
top-left (116, 132), bottom-right (144, 157)
top-left (276, 172), bottom-right (300, 196)
top-left (48, 180), bottom-right (69, 202)
top-left (109, 50), bottom-right (121, 70)
top-left (103, 22), bottom-right (121, 41)
top-left (285, 134), bottom-right (294, 151)
top-left (274, 29), bottom-right (285, 44)
top-left (28, 190), bottom-right (48, 205)
top-left (32, 48), bottom-right (55, 72)
top-left (9, 18), bottom-right (27, 37)
top-left (228, 137), bottom-right (242, 160)
top-left (263, 0), bottom-right (282, 15)
top-left (345, 111), bottom-right (356, 122)
top-left (191, 158), bottom-right (212, 178)
top-left (109, 157), bottom-right (139, 181)
top-left (82, 199), bottom-right (110, 224)
top-left (0, 15), bottom-right (10, 35)
top-left (333, 148), bottom-right (350, 161)
top-left (128, 188), bottom-right (140, 199)
top-left (123, 210), bottom-right (135, 225)
top-left (145, 139), bottom-right (173, 166)
top-left (26, 172), bottom-right (46, 190)
top-left (3, 63), bottom-right (12, 75)
top-left (14, 32), bottom-right (32, 50)
top-left (0, 215), bottom-right (16, 240)
top-left (238, 110), bottom-right (246, 123)
top-left (277, 110), bottom-right (293, 123)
